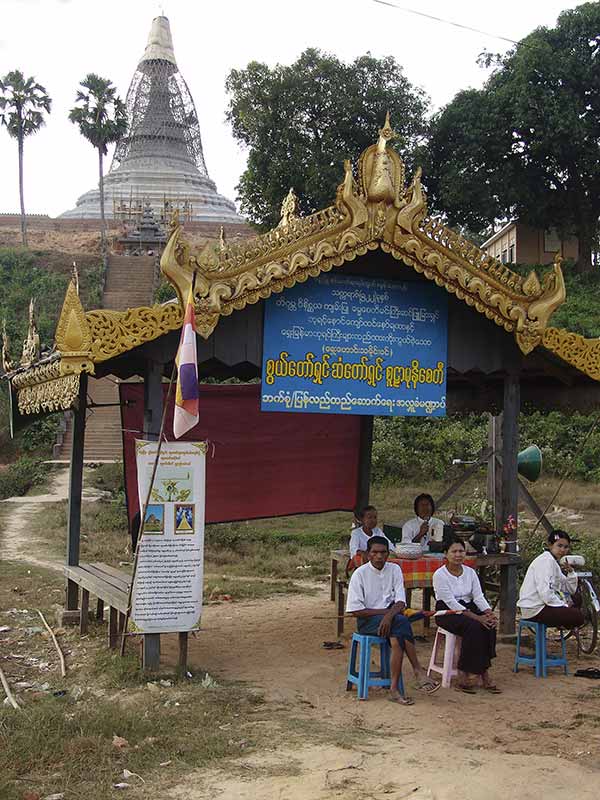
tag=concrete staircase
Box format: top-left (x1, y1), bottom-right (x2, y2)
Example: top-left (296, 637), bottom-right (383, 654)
top-left (55, 254), bottom-right (156, 462)
top-left (102, 254), bottom-right (156, 311)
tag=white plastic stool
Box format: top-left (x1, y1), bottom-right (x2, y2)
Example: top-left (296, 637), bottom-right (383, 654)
top-left (427, 628), bottom-right (462, 688)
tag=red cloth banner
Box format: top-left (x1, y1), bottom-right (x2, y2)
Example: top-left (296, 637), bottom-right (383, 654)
top-left (120, 383), bottom-right (362, 525)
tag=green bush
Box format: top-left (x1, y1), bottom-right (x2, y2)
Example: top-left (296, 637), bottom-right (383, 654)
top-left (90, 461), bottom-right (125, 500)
top-left (0, 456), bottom-right (47, 499)
top-left (372, 410), bottom-right (600, 484)
top-left (205, 522), bottom-right (345, 550)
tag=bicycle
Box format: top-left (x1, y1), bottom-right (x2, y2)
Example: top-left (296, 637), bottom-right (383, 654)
top-left (564, 556), bottom-right (599, 655)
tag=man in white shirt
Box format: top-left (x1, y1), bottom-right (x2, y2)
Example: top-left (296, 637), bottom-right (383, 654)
top-left (349, 505), bottom-right (396, 560)
top-left (346, 536), bottom-right (440, 704)
top-left (401, 493), bottom-right (444, 546)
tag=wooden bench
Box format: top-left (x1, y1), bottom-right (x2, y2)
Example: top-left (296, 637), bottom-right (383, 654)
top-left (64, 562), bottom-right (131, 649)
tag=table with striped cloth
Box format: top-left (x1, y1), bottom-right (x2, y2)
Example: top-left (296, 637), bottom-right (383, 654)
top-left (388, 556), bottom-right (477, 589)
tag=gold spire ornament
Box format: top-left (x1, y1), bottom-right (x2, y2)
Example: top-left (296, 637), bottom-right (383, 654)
top-left (71, 262), bottom-right (80, 295)
top-left (20, 298), bottom-right (40, 368)
top-left (1, 319), bottom-right (14, 374)
top-left (219, 225), bottom-right (227, 251)
top-left (278, 188), bottom-right (299, 229)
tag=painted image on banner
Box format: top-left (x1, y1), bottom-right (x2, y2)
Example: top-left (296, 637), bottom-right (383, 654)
top-left (261, 275), bottom-right (448, 417)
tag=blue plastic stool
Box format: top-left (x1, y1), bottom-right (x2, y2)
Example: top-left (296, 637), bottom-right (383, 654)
top-left (346, 633), bottom-right (404, 699)
top-left (514, 619), bottom-right (568, 677)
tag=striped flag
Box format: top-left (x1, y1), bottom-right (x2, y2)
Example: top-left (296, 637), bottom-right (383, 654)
top-left (173, 285), bottom-right (199, 439)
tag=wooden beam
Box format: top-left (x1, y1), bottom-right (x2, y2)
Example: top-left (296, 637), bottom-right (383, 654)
top-left (66, 373), bottom-right (88, 611)
top-left (356, 415), bottom-right (374, 511)
top-left (500, 371), bottom-right (520, 637)
top-left (518, 479), bottom-right (554, 535)
top-left (435, 447), bottom-right (492, 511)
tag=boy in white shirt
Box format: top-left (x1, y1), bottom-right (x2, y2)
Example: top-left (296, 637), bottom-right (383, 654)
top-left (349, 505), bottom-right (396, 561)
top-left (346, 536), bottom-right (440, 704)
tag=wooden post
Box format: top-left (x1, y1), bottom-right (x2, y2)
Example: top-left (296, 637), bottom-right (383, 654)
top-left (487, 414), bottom-right (504, 533)
top-left (142, 359), bottom-right (163, 671)
top-left (356, 416), bottom-right (374, 511)
top-left (80, 589), bottom-right (89, 635)
top-left (178, 632), bottom-right (188, 671)
top-left (499, 371), bottom-right (520, 636)
top-left (66, 373), bottom-right (88, 611)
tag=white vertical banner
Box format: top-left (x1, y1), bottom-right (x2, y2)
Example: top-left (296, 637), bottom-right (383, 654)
top-left (132, 440), bottom-right (206, 633)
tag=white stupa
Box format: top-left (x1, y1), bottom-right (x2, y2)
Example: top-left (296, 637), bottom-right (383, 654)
top-left (61, 16), bottom-right (242, 223)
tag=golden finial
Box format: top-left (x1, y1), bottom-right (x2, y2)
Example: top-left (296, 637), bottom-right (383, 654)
top-left (278, 188), bottom-right (299, 229)
top-left (379, 111), bottom-right (397, 143)
top-left (20, 298), bottom-right (40, 368)
top-left (71, 261), bottom-right (80, 295)
top-left (169, 207), bottom-right (181, 233)
top-left (219, 225), bottom-right (227, 251)
top-left (1, 318), bottom-right (14, 374)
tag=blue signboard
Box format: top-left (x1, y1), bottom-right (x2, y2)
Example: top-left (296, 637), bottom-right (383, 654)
top-left (261, 274), bottom-right (448, 417)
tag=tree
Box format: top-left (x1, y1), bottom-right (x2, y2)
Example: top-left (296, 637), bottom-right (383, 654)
top-left (427, 2), bottom-right (600, 274)
top-left (69, 74), bottom-right (127, 259)
top-left (0, 71), bottom-right (51, 247)
top-left (226, 49), bottom-right (429, 229)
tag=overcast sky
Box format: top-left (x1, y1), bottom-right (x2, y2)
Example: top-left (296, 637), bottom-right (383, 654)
top-left (0, 0), bottom-right (584, 217)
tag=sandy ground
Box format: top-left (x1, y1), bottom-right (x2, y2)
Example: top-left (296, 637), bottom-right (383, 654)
top-left (160, 589), bottom-right (600, 800)
top-left (0, 467), bottom-right (105, 571)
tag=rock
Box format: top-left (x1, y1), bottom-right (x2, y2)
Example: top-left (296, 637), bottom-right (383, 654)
top-left (112, 734), bottom-right (130, 749)
top-left (70, 685), bottom-right (84, 701)
top-left (43, 794), bottom-right (65, 800)
top-left (146, 682), bottom-right (160, 694)
top-left (159, 679), bottom-right (173, 688)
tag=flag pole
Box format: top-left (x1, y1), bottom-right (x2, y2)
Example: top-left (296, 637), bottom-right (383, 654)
top-left (119, 275), bottom-right (197, 658)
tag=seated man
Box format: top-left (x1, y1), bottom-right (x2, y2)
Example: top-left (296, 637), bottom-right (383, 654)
top-left (401, 493), bottom-right (444, 546)
top-left (349, 505), bottom-right (396, 563)
top-left (346, 536), bottom-right (440, 704)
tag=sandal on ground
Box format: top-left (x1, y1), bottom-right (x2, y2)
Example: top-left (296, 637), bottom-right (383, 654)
top-left (416, 678), bottom-right (441, 694)
top-left (322, 641), bottom-right (344, 650)
top-left (482, 685), bottom-right (502, 693)
top-left (574, 668), bottom-right (600, 679)
top-left (455, 684), bottom-right (477, 694)
top-left (389, 693), bottom-right (415, 705)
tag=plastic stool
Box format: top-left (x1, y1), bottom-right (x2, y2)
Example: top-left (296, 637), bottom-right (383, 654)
top-left (427, 628), bottom-right (462, 688)
top-left (346, 633), bottom-right (404, 700)
top-left (514, 619), bottom-right (568, 677)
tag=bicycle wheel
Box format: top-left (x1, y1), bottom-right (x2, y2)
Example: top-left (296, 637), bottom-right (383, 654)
top-left (576, 580), bottom-right (598, 655)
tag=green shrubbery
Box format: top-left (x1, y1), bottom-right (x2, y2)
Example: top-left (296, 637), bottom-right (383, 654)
top-left (371, 410), bottom-right (600, 484)
top-left (0, 456), bottom-right (48, 500)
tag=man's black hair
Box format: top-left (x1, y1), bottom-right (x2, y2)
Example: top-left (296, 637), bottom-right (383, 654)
top-left (366, 535), bottom-right (389, 552)
top-left (359, 504), bottom-right (377, 519)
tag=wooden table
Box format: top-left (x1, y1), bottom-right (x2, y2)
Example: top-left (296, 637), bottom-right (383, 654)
top-left (329, 549), bottom-right (521, 636)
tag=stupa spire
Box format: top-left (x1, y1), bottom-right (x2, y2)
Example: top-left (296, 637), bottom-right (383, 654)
top-left (140, 16), bottom-right (176, 66)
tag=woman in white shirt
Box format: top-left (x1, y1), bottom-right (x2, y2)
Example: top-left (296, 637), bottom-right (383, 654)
top-left (517, 530), bottom-right (583, 628)
top-left (401, 494), bottom-right (444, 546)
top-left (432, 538), bottom-right (499, 693)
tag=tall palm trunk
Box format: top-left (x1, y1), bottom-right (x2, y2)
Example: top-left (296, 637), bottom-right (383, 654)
top-left (18, 134), bottom-right (27, 247)
top-left (98, 147), bottom-right (107, 265)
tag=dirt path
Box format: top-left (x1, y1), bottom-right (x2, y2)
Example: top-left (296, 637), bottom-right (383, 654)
top-left (0, 467), bottom-right (105, 571)
top-left (161, 588), bottom-right (600, 800)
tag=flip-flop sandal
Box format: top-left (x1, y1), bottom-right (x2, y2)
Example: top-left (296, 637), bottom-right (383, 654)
top-left (482, 685), bottom-right (502, 694)
top-left (455, 685), bottom-right (477, 694)
top-left (574, 668), bottom-right (600, 679)
top-left (416, 680), bottom-right (441, 694)
top-left (322, 641), bottom-right (344, 650)
top-left (389, 694), bottom-right (415, 705)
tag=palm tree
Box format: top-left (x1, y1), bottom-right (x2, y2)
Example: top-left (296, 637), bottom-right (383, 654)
top-left (69, 74), bottom-right (127, 261)
top-left (0, 71), bottom-right (51, 247)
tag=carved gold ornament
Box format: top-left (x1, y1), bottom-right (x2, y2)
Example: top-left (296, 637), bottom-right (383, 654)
top-left (542, 327), bottom-right (600, 382)
top-left (159, 116), bottom-right (568, 357)
top-left (20, 298), bottom-right (41, 368)
top-left (7, 116), bottom-right (600, 415)
top-left (1, 319), bottom-right (14, 374)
